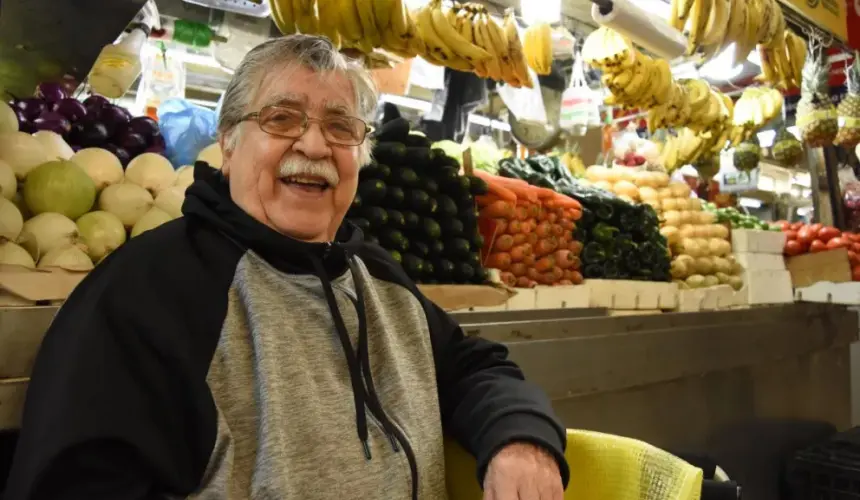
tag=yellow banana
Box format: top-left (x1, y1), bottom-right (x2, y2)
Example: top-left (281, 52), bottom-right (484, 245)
top-left (474, 13), bottom-right (502, 80)
top-left (293, 0), bottom-right (319, 34)
top-left (687, 0), bottom-right (712, 54)
top-left (373, 0), bottom-right (394, 32)
top-left (356, 0), bottom-right (382, 47)
top-left (270, 0), bottom-right (296, 35)
top-left (414, 0), bottom-right (457, 62)
top-left (700, 0), bottom-right (728, 47)
top-left (334, 0), bottom-right (363, 41)
top-left (669, 0), bottom-right (684, 30)
top-left (504, 10), bottom-right (531, 87)
top-left (429, 2), bottom-right (491, 63)
top-left (316, 0), bottom-right (340, 43)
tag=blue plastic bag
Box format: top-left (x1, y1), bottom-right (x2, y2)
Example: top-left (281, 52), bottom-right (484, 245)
top-left (157, 98), bottom-right (218, 168)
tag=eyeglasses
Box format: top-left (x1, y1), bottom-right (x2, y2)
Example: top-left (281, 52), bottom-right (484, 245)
top-left (240, 105), bottom-right (371, 146)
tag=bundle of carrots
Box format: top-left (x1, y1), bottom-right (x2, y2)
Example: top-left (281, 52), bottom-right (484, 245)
top-left (473, 170), bottom-right (584, 288)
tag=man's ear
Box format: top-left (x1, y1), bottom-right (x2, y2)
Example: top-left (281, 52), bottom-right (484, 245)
top-left (218, 133), bottom-right (232, 176)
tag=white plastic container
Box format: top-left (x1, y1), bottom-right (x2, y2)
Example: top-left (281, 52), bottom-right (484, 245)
top-left (88, 25), bottom-right (148, 98)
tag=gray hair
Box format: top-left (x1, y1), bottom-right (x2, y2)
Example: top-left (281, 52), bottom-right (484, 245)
top-left (218, 35), bottom-right (378, 166)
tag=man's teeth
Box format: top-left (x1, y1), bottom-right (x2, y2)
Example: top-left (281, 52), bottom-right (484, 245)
top-left (283, 175), bottom-right (329, 187)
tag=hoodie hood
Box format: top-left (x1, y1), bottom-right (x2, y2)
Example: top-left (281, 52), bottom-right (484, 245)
top-left (182, 161), bottom-right (365, 277)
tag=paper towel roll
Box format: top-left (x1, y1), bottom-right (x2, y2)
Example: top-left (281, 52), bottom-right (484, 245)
top-left (591, 0), bottom-right (687, 60)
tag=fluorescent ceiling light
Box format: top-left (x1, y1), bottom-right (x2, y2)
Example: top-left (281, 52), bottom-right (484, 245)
top-left (380, 93), bottom-right (432, 113)
top-left (739, 197), bottom-right (762, 208)
top-left (522, 0), bottom-right (561, 25)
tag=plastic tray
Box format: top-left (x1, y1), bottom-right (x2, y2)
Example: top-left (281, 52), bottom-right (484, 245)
top-left (786, 427), bottom-right (860, 499)
top-left (182, 0), bottom-right (271, 18)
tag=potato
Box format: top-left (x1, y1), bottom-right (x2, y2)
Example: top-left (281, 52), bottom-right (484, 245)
top-left (703, 275), bottom-right (721, 287)
top-left (694, 256), bottom-right (715, 275)
top-left (686, 274), bottom-right (706, 288)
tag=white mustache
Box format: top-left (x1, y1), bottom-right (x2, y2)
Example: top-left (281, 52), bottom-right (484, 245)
top-left (278, 157), bottom-right (340, 187)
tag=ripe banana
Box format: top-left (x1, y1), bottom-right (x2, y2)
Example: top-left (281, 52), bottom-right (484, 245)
top-left (504, 10), bottom-right (532, 88)
top-left (355, 0), bottom-right (382, 48)
top-left (372, 0), bottom-right (394, 32)
top-left (293, 0), bottom-right (319, 34)
top-left (687, 0), bottom-right (713, 54)
top-left (335, 0), bottom-right (364, 43)
top-left (429, 2), bottom-right (491, 64)
top-left (270, 0), bottom-right (296, 35)
top-left (475, 13), bottom-right (503, 80)
top-left (414, 0), bottom-right (457, 63)
top-left (523, 23), bottom-right (552, 75)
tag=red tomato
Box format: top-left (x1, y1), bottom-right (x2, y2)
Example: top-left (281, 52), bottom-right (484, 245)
top-left (850, 233), bottom-right (860, 243)
top-left (849, 251), bottom-right (860, 266)
top-left (853, 266), bottom-right (860, 282)
top-left (809, 223), bottom-right (823, 235)
top-left (810, 240), bottom-right (827, 253)
top-left (791, 222), bottom-right (804, 231)
top-left (853, 242), bottom-right (860, 253)
top-left (784, 230), bottom-right (799, 241)
top-left (827, 237), bottom-right (849, 249)
top-left (776, 220), bottom-right (791, 231)
top-left (818, 226), bottom-right (841, 242)
top-left (784, 240), bottom-right (804, 256)
top-left (797, 227), bottom-right (816, 245)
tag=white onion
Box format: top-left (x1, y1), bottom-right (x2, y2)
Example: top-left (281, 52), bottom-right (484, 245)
top-left (98, 183), bottom-right (154, 228)
top-left (174, 165), bottom-right (195, 189)
top-left (125, 153), bottom-right (177, 196)
top-left (131, 207), bottom-right (172, 238)
top-left (37, 244), bottom-right (93, 272)
top-left (154, 186), bottom-right (185, 219)
top-left (32, 130), bottom-right (74, 160)
top-left (0, 159), bottom-right (16, 200)
top-left (0, 102), bottom-right (18, 134)
top-left (76, 211), bottom-right (126, 263)
top-left (0, 132), bottom-right (51, 179)
top-left (0, 197), bottom-right (23, 242)
top-left (0, 241), bottom-right (34, 268)
top-left (196, 143), bottom-right (223, 169)
top-left (23, 160), bottom-right (96, 219)
top-left (70, 148), bottom-right (124, 191)
top-left (19, 212), bottom-right (78, 260)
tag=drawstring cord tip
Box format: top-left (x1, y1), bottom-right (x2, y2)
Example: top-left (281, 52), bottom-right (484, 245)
top-left (362, 440), bottom-right (372, 460)
top-left (388, 433), bottom-right (400, 452)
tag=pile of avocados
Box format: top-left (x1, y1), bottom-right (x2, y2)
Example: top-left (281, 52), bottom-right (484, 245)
top-left (348, 118), bottom-right (489, 284)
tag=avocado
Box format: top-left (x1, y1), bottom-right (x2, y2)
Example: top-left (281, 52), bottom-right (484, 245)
top-left (436, 195), bottom-right (458, 218)
top-left (424, 178), bottom-right (439, 194)
top-left (373, 142), bottom-right (407, 164)
top-left (401, 253), bottom-right (424, 280)
top-left (412, 240), bottom-right (430, 258)
top-left (404, 147), bottom-right (434, 167)
top-left (389, 249), bottom-right (403, 264)
top-left (433, 152), bottom-right (460, 169)
top-left (423, 260), bottom-right (435, 279)
top-left (466, 252), bottom-right (482, 269)
top-left (357, 179), bottom-right (387, 204)
top-left (380, 228), bottom-right (409, 253)
top-left (445, 238), bottom-right (471, 259)
top-left (469, 232), bottom-right (485, 250)
top-left (374, 118), bottom-right (410, 143)
top-left (363, 163), bottom-right (391, 180)
top-left (422, 217), bottom-right (442, 240)
top-left (432, 258), bottom-right (455, 281)
top-left (459, 206), bottom-right (478, 227)
top-left (402, 211), bottom-right (420, 230)
top-left (453, 262), bottom-right (475, 283)
top-left (427, 197), bottom-right (438, 215)
top-left (407, 189), bottom-right (431, 213)
top-left (351, 217), bottom-right (371, 232)
top-left (403, 134), bottom-right (431, 148)
top-left (394, 168), bottom-right (419, 188)
top-left (361, 206), bottom-right (389, 227)
top-left (386, 186), bottom-right (405, 207)
top-left (429, 240), bottom-right (445, 256)
top-left (468, 175), bottom-right (489, 195)
top-left (386, 209), bottom-right (406, 228)
top-left (470, 267), bottom-right (488, 284)
top-left (440, 218), bottom-right (464, 237)
top-left (436, 168), bottom-right (460, 187)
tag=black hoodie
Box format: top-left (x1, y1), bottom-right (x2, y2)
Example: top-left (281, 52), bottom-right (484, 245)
top-left (6, 163), bottom-right (569, 500)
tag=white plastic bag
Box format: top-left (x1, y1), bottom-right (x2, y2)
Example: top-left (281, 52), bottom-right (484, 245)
top-left (497, 68), bottom-right (548, 124)
top-left (559, 52), bottom-right (600, 135)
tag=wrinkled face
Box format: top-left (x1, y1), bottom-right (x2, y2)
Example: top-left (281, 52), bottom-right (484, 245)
top-left (220, 65), bottom-right (362, 242)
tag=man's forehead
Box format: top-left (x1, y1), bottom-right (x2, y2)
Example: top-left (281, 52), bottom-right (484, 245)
top-left (261, 92), bottom-right (352, 114)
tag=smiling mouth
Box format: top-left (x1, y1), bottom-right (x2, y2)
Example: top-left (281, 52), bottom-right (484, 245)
top-left (280, 175), bottom-right (331, 191)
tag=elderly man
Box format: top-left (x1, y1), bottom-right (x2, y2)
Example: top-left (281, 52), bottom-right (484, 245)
top-left (6, 35), bottom-right (568, 500)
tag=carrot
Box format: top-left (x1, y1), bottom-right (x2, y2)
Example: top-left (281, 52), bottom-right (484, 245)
top-left (526, 232), bottom-right (539, 246)
top-left (507, 220), bottom-right (523, 234)
top-left (568, 240), bottom-right (584, 255)
top-left (569, 256), bottom-right (582, 270)
top-left (512, 233), bottom-right (527, 245)
top-left (568, 208), bottom-right (583, 221)
top-left (510, 244), bottom-right (533, 262)
top-left (472, 170), bottom-right (537, 202)
top-left (510, 262), bottom-right (528, 277)
top-left (551, 193), bottom-right (582, 210)
top-left (557, 279), bottom-right (573, 286)
top-left (475, 194), bottom-right (501, 207)
top-left (523, 254), bottom-right (536, 266)
top-left (547, 212), bottom-right (558, 223)
top-left (535, 256), bottom-right (555, 272)
top-left (568, 270), bottom-right (584, 284)
top-left (516, 277), bottom-right (536, 288)
top-left (535, 221), bottom-right (552, 238)
top-left (494, 234), bottom-right (515, 252)
top-left (493, 218), bottom-right (508, 235)
top-left (527, 204), bottom-right (541, 219)
top-left (535, 238), bottom-right (559, 256)
top-left (485, 252), bottom-right (512, 270)
top-left (551, 224), bottom-right (565, 237)
top-left (537, 209), bottom-right (550, 222)
top-left (480, 200), bottom-right (515, 219)
top-left (499, 271), bottom-right (517, 287)
top-left (526, 268), bottom-right (541, 281)
top-left (548, 266), bottom-right (564, 282)
top-left (555, 249), bottom-right (576, 269)
top-left (560, 219), bottom-right (575, 231)
top-left (514, 205), bottom-right (529, 221)
top-left (562, 269), bottom-right (577, 281)
top-left (520, 221), bottom-right (534, 234)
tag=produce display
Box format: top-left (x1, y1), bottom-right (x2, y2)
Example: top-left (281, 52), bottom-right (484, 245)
top-left (0, 144), bottom-right (197, 271)
top-left (772, 127), bottom-right (804, 167)
top-left (473, 171), bottom-right (584, 287)
top-left (656, 187), bottom-right (744, 291)
top-left (496, 160), bottom-right (670, 281)
top-left (581, 165), bottom-right (672, 206)
top-left (432, 136), bottom-right (502, 174)
top-left (836, 56), bottom-right (860, 149)
top-left (797, 52), bottom-right (838, 147)
top-left (776, 221), bottom-right (860, 259)
top-left (7, 82), bottom-right (163, 167)
top-left (703, 203), bottom-right (775, 230)
top-left (270, 0), bottom-right (535, 87)
top-left (346, 118), bottom-right (488, 284)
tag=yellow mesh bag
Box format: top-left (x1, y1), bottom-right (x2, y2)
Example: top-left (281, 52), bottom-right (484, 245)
top-left (446, 429), bottom-right (703, 500)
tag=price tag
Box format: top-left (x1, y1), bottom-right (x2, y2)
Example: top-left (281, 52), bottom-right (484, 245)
top-left (462, 148), bottom-right (474, 176)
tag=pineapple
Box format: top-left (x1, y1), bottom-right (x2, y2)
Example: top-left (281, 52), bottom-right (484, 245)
top-left (772, 127), bottom-right (804, 166)
top-left (798, 54), bottom-right (839, 147)
top-left (694, 153), bottom-right (720, 179)
top-left (836, 56), bottom-right (860, 148)
top-left (734, 135), bottom-right (761, 171)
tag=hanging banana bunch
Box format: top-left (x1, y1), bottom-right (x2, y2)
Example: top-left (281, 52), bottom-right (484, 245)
top-left (522, 22), bottom-right (553, 75)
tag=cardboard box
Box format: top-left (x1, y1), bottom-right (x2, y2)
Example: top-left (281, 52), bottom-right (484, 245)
top-left (586, 280), bottom-right (679, 310)
top-left (418, 284), bottom-right (514, 312)
top-left (0, 265), bottom-right (88, 306)
top-left (677, 285), bottom-right (736, 312)
top-left (731, 229), bottom-right (786, 254)
top-left (734, 252), bottom-right (786, 271)
top-left (534, 285), bottom-right (590, 309)
top-left (795, 281), bottom-right (860, 305)
top-left (739, 269), bottom-right (795, 305)
top-left (785, 248), bottom-right (852, 288)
